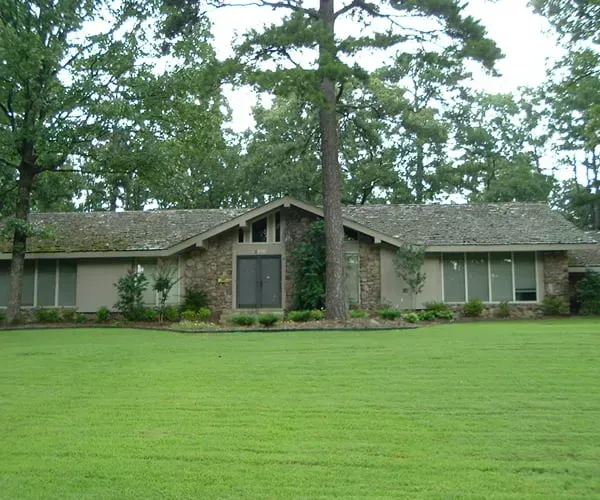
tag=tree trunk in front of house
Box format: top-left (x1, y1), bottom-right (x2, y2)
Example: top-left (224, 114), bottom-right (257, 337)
top-left (6, 165), bottom-right (36, 324)
top-left (319, 0), bottom-right (346, 320)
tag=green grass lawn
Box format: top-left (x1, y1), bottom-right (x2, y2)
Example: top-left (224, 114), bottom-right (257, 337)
top-left (1, 320), bottom-right (599, 499)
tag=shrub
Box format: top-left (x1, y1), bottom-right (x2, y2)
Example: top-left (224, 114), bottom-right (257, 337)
top-left (181, 310), bottom-right (199, 322)
top-left (258, 313), bottom-right (279, 327)
top-left (182, 287), bottom-right (209, 312)
top-left (378, 308), bottom-right (402, 320)
top-left (152, 262), bottom-right (180, 322)
top-left (287, 310), bottom-right (312, 322)
top-left (163, 305), bottom-right (180, 322)
top-left (418, 310), bottom-right (436, 321)
top-left (173, 320), bottom-right (218, 331)
top-left (462, 298), bottom-right (485, 317)
top-left (75, 313), bottom-right (87, 324)
top-left (577, 270), bottom-right (600, 315)
top-left (197, 307), bottom-right (212, 322)
top-left (496, 301), bottom-right (511, 318)
top-left (61, 309), bottom-right (77, 322)
top-left (435, 310), bottom-right (455, 320)
top-left (350, 308), bottom-right (369, 319)
top-left (143, 308), bottom-right (159, 322)
top-left (114, 269), bottom-right (148, 321)
top-left (0, 311), bottom-right (5, 323)
top-left (309, 309), bottom-right (325, 321)
top-left (403, 312), bottom-right (419, 323)
top-left (291, 220), bottom-right (326, 310)
top-left (34, 308), bottom-right (61, 323)
top-left (96, 306), bottom-right (110, 323)
top-left (424, 301), bottom-right (452, 314)
top-left (541, 297), bottom-right (568, 316)
top-left (230, 314), bottom-right (256, 326)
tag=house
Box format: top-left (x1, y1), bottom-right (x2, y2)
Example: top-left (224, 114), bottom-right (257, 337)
top-left (0, 197), bottom-right (597, 315)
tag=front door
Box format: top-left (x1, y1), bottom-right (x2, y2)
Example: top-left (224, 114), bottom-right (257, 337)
top-left (237, 255), bottom-right (282, 308)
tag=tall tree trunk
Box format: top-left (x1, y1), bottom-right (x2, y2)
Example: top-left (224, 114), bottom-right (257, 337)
top-left (6, 164), bottom-right (36, 325)
top-left (319, 0), bottom-right (346, 320)
top-left (415, 140), bottom-right (424, 203)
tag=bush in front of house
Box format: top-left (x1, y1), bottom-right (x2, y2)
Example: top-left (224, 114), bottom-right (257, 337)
top-left (196, 307), bottom-right (211, 322)
top-left (0, 311), bottom-right (5, 323)
top-left (434, 310), bottom-right (455, 320)
top-left (495, 301), bottom-right (511, 318)
top-left (425, 301), bottom-right (452, 314)
top-left (163, 305), bottom-right (180, 322)
top-left (418, 310), bottom-right (436, 321)
top-left (403, 312), bottom-right (420, 323)
top-left (34, 308), bottom-right (61, 323)
top-left (114, 269), bottom-right (148, 321)
top-left (462, 299), bottom-right (484, 318)
top-left (230, 314), bottom-right (256, 326)
top-left (350, 308), bottom-right (369, 319)
top-left (173, 320), bottom-right (218, 331)
top-left (96, 306), bottom-right (110, 323)
top-left (290, 220), bottom-right (326, 310)
top-left (61, 309), bottom-right (77, 322)
top-left (378, 308), bottom-right (402, 320)
top-left (541, 297), bottom-right (568, 316)
top-left (576, 270), bottom-right (600, 315)
top-left (182, 287), bottom-right (209, 312)
top-left (310, 309), bottom-right (325, 321)
top-left (287, 310), bottom-right (312, 322)
top-left (143, 308), bottom-right (159, 322)
top-left (75, 313), bottom-right (87, 324)
top-left (258, 313), bottom-right (279, 328)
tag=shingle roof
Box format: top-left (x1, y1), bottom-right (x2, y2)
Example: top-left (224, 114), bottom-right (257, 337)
top-left (0, 208), bottom-right (247, 253)
top-left (341, 203), bottom-right (598, 247)
top-left (0, 200), bottom-right (596, 254)
top-left (568, 231), bottom-right (600, 266)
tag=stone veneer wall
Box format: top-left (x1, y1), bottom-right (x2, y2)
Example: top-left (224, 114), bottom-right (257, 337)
top-left (359, 235), bottom-right (381, 310)
top-left (182, 228), bottom-right (237, 315)
top-left (283, 206), bottom-right (319, 310)
top-left (543, 251), bottom-right (570, 307)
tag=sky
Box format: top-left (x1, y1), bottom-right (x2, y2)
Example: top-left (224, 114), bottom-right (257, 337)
top-left (205, 0), bottom-right (563, 133)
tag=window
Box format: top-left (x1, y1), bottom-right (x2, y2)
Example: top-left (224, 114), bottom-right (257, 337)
top-left (251, 217), bottom-right (268, 242)
top-left (345, 253), bottom-right (360, 306)
top-left (514, 253), bottom-right (537, 301)
top-left (239, 212), bottom-right (283, 243)
top-left (443, 252), bottom-right (537, 303)
top-left (490, 253), bottom-right (513, 301)
top-left (443, 254), bottom-right (466, 302)
top-left (136, 258), bottom-right (180, 306)
top-left (0, 260), bottom-right (77, 308)
top-left (467, 253), bottom-right (489, 302)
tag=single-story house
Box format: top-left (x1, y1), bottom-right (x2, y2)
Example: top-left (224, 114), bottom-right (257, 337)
top-left (0, 196), bottom-right (597, 315)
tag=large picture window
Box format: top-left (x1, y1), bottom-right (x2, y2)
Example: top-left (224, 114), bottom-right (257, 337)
top-left (0, 260), bottom-right (77, 308)
top-left (443, 252), bottom-right (538, 303)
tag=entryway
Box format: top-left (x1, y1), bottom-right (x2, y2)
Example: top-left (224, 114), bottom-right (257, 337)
top-left (236, 255), bottom-right (282, 308)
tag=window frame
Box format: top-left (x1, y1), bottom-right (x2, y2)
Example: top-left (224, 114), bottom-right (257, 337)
top-left (238, 211), bottom-right (283, 244)
top-left (441, 252), bottom-right (539, 304)
top-left (0, 259), bottom-right (78, 308)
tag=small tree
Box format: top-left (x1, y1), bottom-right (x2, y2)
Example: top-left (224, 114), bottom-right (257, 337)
top-left (577, 270), bottom-right (600, 315)
top-left (115, 269), bottom-right (148, 321)
top-left (394, 244), bottom-right (427, 309)
top-left (152, 262), bottom-right (180, 323)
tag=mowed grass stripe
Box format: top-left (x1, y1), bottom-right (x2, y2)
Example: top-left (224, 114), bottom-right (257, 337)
top-left (0, 320), bottom-right (599, 498)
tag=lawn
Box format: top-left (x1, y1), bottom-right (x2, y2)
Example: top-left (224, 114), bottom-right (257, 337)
top-left (1, 320), bottom-right (599, 499)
